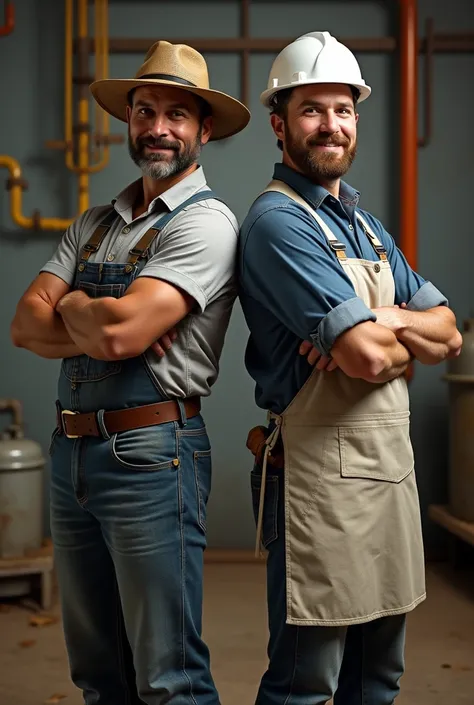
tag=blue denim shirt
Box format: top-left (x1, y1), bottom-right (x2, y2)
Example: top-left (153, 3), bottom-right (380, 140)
top-left (238, 163), bottom-right (448, 413)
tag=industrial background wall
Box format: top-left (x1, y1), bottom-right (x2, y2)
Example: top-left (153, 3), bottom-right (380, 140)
top-left (0, 0), bottom-right (472, 557)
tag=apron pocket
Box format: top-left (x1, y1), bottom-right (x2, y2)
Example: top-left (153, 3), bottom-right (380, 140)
top-left (339, 422), bottom-right (414, 483)
top-left (250, 470), bottom-right (279, 548)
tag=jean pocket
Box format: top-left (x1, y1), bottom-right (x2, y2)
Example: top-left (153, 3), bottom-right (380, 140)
top-left (193, 449), bottom-right (212, 532)
top-left (250, 469), bottom-right (279, 548)
top-left (110, 423), bottom-right (178, 471)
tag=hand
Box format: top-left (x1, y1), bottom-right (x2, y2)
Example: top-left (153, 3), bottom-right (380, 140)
top-left (372, 305), bottom-right (404, 333)
top-left (299, 340), bottom-right (338, 371)
top-left (150, 327), bottom-right (178, 357)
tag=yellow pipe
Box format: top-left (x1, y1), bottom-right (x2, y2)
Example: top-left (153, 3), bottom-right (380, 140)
top-left (77, 0), bottom-right (89, 212)
top-left (89, 0), bottom-right (110, 172)
top-left (64, 0), bottom-right (74, 171)
top-left (0, 155), bottom-right (74, 230)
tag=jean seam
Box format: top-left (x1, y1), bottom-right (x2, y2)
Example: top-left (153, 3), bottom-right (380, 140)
top-left (178, 460), bottom-right (198, 705)
top-left (282, 627), bottom-right (299, 705)
top-left (361, 626), bottom-right (366, 705)
top-left (114, 579), bottom-right (132, 705)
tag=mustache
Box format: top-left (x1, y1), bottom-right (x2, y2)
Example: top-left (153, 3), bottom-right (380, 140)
top-left (136, 136), bottom-right (181, 151)
top-left (307, 135), bottom-right (350, 148)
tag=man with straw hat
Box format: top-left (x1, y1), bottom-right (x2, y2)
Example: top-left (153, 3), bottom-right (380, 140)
top-left (11, 41), bottom-right (249, 704)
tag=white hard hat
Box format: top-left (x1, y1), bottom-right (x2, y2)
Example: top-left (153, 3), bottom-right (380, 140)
top-left (260, 31), bottom-right (371, 107)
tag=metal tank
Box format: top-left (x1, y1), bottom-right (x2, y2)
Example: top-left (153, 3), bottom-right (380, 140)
top-left (0, 399), bottom-right (45, 559)
top-left (444, 318), bottom-right (474, 521)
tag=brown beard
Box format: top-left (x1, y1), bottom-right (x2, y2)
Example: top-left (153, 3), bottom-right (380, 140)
top-left (285, 123), bottom-right (357, 181)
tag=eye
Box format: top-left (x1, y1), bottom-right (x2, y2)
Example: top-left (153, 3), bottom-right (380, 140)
top-left (304, 107), bottom-right (319, 115)
top-left (137, 107), bottom-right (153, 117)
top-left (170, 110), bottom-right (186, 118)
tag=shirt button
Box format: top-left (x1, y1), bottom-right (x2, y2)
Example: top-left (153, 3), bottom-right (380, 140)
top-left (122, 226), bottom-right (131, 234)
top-left (348, 224), bottom-right (354, 230)
top-left (107, 254), bottom-right (115, 262)
top-left (374, 263), bottom-right (381, 273)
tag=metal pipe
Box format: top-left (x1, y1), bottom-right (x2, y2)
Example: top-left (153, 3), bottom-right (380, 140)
top-left (90, 33), bottom-right (474, 55)
top-left (0, 1), bottom-right (14, 37)
top-left (400, 0), bottom-right (418, 271)
top-left (0, 155), bottom-right (74, 230)
top-left (0, 398), bottom-right (23, 430)
top-left (64, 0), bottom-right (74, 169)
top-left (77, 0), bottom-right (89, 212)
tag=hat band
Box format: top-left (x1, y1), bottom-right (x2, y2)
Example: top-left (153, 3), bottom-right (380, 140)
top-left (139, 73), bottom-right (197, 88)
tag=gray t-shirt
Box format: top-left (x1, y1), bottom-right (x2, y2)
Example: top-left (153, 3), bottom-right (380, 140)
top-left (41, 167), bottom-right (238, 398)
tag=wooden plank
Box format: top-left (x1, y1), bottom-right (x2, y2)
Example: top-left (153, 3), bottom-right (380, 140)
top-left (428, 505), bottom-right (474, 547)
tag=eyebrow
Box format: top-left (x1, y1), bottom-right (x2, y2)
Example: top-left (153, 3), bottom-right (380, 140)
top-left (134, 99), bottom-right (192, 111)
top-left (299, 99), bottom-right (354, 110)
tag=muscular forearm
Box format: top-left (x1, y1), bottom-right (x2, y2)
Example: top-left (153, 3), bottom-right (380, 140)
top-left (57, 290), bottom-right (122, 360)
top-left (395, 307), bottom-right (462, 364)
top-left (11, 295), bottom-right (83, 359)
top-left (332, 321), bottom-right (411, 384)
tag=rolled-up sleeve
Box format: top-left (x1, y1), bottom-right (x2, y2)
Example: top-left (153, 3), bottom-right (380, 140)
top-left (406, 281), bottom-right (448, 310)
top-left (312, 297), bottom-right (376, 356)
top-left (240, 203), bottom-right (376, 355)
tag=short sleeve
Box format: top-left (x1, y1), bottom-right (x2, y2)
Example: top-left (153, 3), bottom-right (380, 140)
top-left (39, 211), bottom-right (87, 285)
top-left (138, 203), bottom-right (238, 312)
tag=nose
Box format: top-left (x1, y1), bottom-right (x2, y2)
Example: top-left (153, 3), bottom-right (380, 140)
top-left (320, 110), bottom-right (339, 135)
top-left (148, 113), bottom-right (170, 137)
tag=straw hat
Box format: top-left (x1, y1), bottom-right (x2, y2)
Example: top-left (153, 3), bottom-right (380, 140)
top-left (90, 41), bottom-right (250, 140)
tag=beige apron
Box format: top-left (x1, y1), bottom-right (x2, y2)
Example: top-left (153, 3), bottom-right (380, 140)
top-left (255, 180), bottom-right (426, 627)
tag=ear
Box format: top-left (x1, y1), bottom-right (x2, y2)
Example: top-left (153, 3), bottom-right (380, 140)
top-left (271, 113), bottom-right (285, 145)
top-left (355, 112), bottom-right (359, 124)
top-left (126, 105), bottom-right (132, 124)
top-left (200, 115), bottom-right (213, 145)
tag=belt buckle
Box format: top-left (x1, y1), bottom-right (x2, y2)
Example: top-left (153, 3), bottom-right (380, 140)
top-left (61, 410), bottom-right (80, 439)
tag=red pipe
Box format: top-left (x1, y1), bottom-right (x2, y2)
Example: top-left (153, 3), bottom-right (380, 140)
top-left (400, 0), bottom-right (418, 270)
top-left (0, 2), bottom-right (14, 37)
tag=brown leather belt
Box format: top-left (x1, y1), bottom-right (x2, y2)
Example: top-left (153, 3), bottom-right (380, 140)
top-left (57, 397), bottom-right (201, 439)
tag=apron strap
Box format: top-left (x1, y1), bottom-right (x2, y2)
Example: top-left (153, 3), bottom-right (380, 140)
top-left (262, 180), bottom-right (347, 261)
top-left (126, 189), bottom-right (221, 265)
top-left (355, 212), bottom-right (388, 261)
top-left (80, 209), bottom-right (118, 262)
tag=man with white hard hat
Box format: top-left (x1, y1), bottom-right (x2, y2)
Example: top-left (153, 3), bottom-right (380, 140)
top-left (240, 31), bottom-right (461, 703)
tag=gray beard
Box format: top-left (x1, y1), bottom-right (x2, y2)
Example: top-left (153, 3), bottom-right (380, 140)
top-left (128, 135), bottom-right (202, 180)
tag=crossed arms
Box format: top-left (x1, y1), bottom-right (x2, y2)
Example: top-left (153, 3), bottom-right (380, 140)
top-left (10, 272), bottom-right (190, 361)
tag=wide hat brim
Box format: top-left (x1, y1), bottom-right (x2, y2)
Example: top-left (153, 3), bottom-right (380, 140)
top-left (90, 78), bottom-right (250, 141)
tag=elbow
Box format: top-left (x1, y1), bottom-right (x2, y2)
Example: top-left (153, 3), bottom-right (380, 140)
top-left (10, 318), bottom-right (27, 349)
top-left (358, 350), bottom-right (389, 383)
top-left (447, 329), bottom-right (463, 359)
top-left (335, 347), bottom-right (388, 383)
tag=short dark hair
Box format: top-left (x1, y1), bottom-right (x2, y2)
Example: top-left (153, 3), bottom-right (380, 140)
top-left (127, 87), bottom-right (212, 123)
top-left (270, 84), bottom-right (361, 151)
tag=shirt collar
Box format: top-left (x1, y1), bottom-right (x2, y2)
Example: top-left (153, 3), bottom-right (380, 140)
top-left (273, 163), bottom-right (360, 209)
top-left (112, 165), bottom-right (208, 215)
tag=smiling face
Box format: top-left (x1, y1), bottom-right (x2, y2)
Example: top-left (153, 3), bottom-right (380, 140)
top-left (271, 83), bottom-right (359, 184)
top-left (126, 84), bottom-right (212, 180)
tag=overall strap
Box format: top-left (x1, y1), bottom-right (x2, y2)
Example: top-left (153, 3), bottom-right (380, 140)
top-left (262, 180), bottom-right (347, 261)
top-left (127, 189), bottom-right (221, 265)
top-left (354, 212), bottom-right (388, 261)
top-left (80, 209), bottom-right (118, 262)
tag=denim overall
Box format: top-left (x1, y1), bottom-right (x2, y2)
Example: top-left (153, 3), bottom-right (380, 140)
top-left (50, 192), bottom-right (221, 705)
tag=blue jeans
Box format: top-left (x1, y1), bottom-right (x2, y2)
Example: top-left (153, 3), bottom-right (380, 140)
top-left (50, 413), bottom-right (218, 705)
top-left (251, 466), bottom-right (406, 705)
